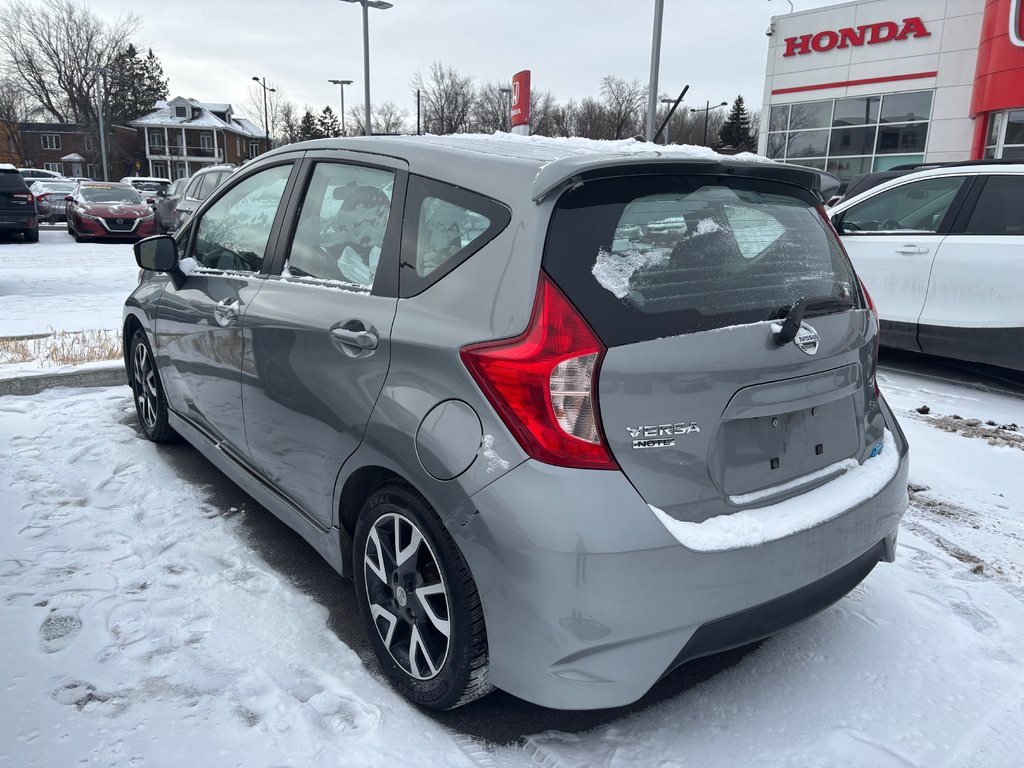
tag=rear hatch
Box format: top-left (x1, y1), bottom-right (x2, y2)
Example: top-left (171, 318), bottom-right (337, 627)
top-left (543, 167), bottom-right (885, 522)
top-left (0, 170), bottom-right (33, 217)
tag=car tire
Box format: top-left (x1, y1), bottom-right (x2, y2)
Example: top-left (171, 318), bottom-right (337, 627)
top-left (23, 229), bottom-right (38, 243)
top-left (353, 482), bottom-right (492, 710)
top-left (129, 328), bottom-right (175, 442)
top-left (73, 224), bottom-right (83, 243)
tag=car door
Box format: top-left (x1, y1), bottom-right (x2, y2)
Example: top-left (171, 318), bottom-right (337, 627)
top-left (832, 174), bottom-right (970, 350)
top-left (918, 173), bottom-right (1024, 369)
top-left (153, 160), bottom-right (299, 459)
top-left (240, 153), bottom-right (406, 528)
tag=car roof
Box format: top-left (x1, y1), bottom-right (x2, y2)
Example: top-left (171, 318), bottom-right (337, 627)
top-left (259, 134), bottom-right (834, 204)
top-left (0, 163), bottom-right (18, 172)
top-left (123, 176), bottom-right (170, 183)
top-left (830, 162), bottom-right (1024, 214)
top-left (80, 181), bottom-right (136, 189)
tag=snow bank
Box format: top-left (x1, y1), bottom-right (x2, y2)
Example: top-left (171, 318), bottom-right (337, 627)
top-left (650, 430), bottom-right (901, 552)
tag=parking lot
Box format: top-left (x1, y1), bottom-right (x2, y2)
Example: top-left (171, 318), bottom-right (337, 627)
top-left (2, 229), bottom-right (1023, 767)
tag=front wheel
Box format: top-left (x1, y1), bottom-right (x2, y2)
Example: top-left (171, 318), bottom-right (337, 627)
top-left (353, 482), bottom-right (492, 710)
top-left (129, 328), bottom-right (174, 442)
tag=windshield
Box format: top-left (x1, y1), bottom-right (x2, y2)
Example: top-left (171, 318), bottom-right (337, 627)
top-left (81, 186), bottom-right (144, 204)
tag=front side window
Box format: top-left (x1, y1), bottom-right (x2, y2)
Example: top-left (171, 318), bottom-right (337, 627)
top-left (191, 164), bottom-right (292, 272)
top-left (287, 162), bottom-right (395, 288)
top-left (839, 176), bottom-right (965, 234)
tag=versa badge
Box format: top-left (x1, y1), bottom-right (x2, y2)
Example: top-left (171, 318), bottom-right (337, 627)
top-left (626, 421), bottom-right (700, 449)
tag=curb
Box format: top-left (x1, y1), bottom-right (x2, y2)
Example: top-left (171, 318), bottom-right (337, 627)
top-left (0, 366), bottom-right (126, 397)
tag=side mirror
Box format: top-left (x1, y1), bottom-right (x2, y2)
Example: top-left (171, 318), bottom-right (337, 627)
top-left (830, 214), bottom-right (842, 232)
top-left (134, 234), bottom-right (179, 272)
top-left (146, 197), bottom-right (156, 206)
top-left (64, 195), bottom-right (74, 202)
top-left (156, 190), bottom-right (166, 197)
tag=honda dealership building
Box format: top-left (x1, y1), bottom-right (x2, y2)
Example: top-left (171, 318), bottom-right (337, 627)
top-left (758, 0), bottom-right (1024, 182)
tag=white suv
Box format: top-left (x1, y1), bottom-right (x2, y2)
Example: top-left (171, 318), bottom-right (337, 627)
top-left (829, 163), bottom-right (1024, 371)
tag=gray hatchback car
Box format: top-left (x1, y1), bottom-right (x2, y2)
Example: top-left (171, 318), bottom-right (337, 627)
top-left (123, 135), bottom-right (910, 711)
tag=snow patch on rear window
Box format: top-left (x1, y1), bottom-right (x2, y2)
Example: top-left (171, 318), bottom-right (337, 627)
top-left (592, 247), bottom-right (669, 299)
top-left (648, 430), bottom-right (902, 552)
top-left (592, 216), bottom-right (723, 299)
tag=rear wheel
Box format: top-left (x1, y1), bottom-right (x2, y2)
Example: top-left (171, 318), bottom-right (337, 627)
top-left (23, 229), bottom-right (38, 243)
top-left (353, 482), bottom-right (492, 710)
top-left (129, 328), bottom-right (174, 442)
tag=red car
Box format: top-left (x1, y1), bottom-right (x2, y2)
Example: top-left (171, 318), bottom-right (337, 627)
top-left (66, 182), bottom-right (158, 242)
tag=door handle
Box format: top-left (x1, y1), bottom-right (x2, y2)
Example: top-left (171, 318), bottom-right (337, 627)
top-left (214, 298), bottom-right (239, 326)
top-left (895, 245), bottom-right (928, 254)
top-left (331, 327), bottom-right (378, 350)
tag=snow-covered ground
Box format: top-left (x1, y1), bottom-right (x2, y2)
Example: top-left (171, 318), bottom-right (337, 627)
top-left (2, 220), bottom-right (1023, 767)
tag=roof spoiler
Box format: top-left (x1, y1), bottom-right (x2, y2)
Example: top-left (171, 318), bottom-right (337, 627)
top-left (532, 154), bottom-right (841, 205)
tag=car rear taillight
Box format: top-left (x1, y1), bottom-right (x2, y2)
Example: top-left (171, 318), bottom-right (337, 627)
top-left (12, 191), bottom-right (33, 203)
top-left (460, 273), bottom-right (618, 470)
top-left (860, 278), bottom-right (880, 398)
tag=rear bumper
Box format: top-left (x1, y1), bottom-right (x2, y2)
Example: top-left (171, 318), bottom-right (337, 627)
top-left (0, 213), bottom-right (36, 230)
top-left (460, 396), bottom-right (909, 710)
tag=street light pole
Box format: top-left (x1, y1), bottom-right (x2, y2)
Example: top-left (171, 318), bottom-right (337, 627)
top-left (328, 78), bottom-right (353, 135)
top-left (645, 0), bottom-right (665, 141)
top-left (251, 76), bottom-right (276, 147)
top-left (691, 100), bottom-right (728, 147)
top-left (338, 0), bottom-right (394, 137)
top-left (87, 66), bottom-right (109, 181)
top-left (659, 97), bottom-right (675, 144)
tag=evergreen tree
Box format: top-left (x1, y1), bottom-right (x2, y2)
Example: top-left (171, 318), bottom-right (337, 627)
top-left (104, 44), bottom-right (169, 126)
top-left (297, 109), bottom-right (323, 141)
top-left (318, 106), bottom-right (341, 138)
top-left (718, 95), bottom-right (754, 149)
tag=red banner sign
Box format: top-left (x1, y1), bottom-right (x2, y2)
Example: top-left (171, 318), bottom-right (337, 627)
top-left (511, 70), bottom-right (531, 129)
top-left (783, 17), bottom-right (930, 57)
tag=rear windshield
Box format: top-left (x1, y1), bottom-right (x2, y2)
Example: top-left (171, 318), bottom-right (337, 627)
top-left (543, 174), bottom-right (860, 347)
top-left (0, 171), bottom-right (28, 191)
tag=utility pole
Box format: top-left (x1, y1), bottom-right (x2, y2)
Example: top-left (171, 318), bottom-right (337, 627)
top-left (329, 79), bottom-right (353, 135)
top-left (645, 0), bottom-right (665, 141)
top-left (251, 76), bottom-right (277, 147)
top-left (87, 66), bottom-right (109, 181)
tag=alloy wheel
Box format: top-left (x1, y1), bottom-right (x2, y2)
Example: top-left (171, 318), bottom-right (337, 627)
top-left (132, 341), bottom-right (159, 430)
top-left (363, 512), bottom-right (451, 680)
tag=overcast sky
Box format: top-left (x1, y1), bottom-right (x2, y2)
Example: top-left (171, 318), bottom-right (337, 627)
top-left (103, 0), bottom-right (846, 125)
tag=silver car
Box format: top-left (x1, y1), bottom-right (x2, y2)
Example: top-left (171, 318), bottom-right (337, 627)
top-left (123, 136), bottom-right (909, 711)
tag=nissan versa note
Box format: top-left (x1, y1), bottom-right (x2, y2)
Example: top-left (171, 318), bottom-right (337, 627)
top-left (123, 135), bottom-right (910, 711)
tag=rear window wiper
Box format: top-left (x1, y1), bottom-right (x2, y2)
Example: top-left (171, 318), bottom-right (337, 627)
top-left (772, 295), bottom-right (856, 346)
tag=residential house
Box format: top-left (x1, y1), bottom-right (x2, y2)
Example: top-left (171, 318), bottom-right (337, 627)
top-left (9, 122), bottom-right (138, 179)
top-left (131, 97), bottom-right (270, 180)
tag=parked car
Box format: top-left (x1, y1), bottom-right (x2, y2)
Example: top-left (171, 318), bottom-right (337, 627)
top-left (18, 167), bottom-right (63, 185)
top-left (172, 164), bottom-right (234, 229)
top-left (123, 136), bottom-right (909, 711)
top-left (66, 181), bottom-right (158, 242)
top-left (153, 177), bottom-right (188, 234)
top-left (29, 180), bottom-right (77, 223)
top-left (829, 162), bottom-right (1024, 371)
top-left (1, 163), bottom-right (39, 241)
top-left (120, 175), bottom-right (171, 192)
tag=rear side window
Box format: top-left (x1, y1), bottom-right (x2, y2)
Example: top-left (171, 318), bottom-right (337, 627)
top-left (963, 176), bottom-right (1024, 235)
top-left (544, 175), bottom-right (860, 346)
top-left (399, 175), bottom-right (511, 297)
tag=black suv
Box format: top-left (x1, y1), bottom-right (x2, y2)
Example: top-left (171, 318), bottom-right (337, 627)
top-left (0, 163), bottom-right (39, 242)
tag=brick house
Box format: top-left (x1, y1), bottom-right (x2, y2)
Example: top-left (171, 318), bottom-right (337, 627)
top-left (9, 122), bottom-right (139, 179)
top-left (131, 97), bottom-right (270, 180)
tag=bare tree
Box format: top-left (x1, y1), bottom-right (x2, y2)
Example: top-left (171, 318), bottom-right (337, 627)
top-left (0, 75), bottom-right (38, 163)
top-left (243, 81), bottom-right (287, 141)
top-left (472, 81), bottom-right (511, 133)
top-left (278, 99), bottom-right (300, 145)
top-left (0, 0), bottom-right (137, 123)
top-left (345, 106), bottom-right (368, 136)
top-left (574, 97), bottom-right (611, 140)
top-left (372, 102), bottom-right (409, 135)
top-left (412, 62), bottom-right (476, 135)
top-left (529, 90), bottom-right (558, 137)
top-left (600, 76), bottom-right (647, 140)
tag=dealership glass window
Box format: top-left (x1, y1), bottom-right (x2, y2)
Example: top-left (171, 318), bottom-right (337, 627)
top-left (876, 122), bottom-right (927, 154)
top-left (786, 158), bottom-right (826, 170)
top-left (766, 133), bottom-right (786, 159)
top-left (786, 129), bottom-right (829, 158)
top-left (833, 96), bottom-right (879, 127)
top-left (983, 108), bottom-right (1024, 158)
top-left (830, 126), bottom-right (876, 156)
top-left (769, 105), bottom-right (790, 132)
top-left (789, 101), bottom-right (832, 131)
top-left (879, 91), bottom-right (933, 123)
top-left (765, 90), bottom-right (932, 183)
